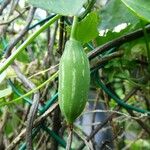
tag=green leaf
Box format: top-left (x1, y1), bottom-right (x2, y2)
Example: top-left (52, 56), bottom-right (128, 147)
top-left (121, 0), bottom-right (150, 22)
top-left (99, 0), bottom-right (138, 30)
top-left (0, 86), bottom-right (12, 99)
top-left (74, 11), bottom-right (99, 43)
top-left (16, 50), bottom-right (29, 63)
top-left (28, 0), bottom-right (87, 16)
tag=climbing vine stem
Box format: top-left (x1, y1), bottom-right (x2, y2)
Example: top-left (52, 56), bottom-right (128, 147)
top-left (0, 14), bottom-right (61, 74)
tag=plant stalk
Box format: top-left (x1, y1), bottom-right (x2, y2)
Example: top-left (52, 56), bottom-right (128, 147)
top-left (66, 126), bottom-right (73, 150)
top-left (70, 16), bottom-right (78, 40)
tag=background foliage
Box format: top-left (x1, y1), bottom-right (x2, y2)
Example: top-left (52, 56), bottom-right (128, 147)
top-left (0, 0), bottom-right (150, 150)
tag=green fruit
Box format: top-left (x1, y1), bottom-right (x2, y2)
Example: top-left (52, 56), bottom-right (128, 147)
top-left (58, 39), bottom-right (90, 124)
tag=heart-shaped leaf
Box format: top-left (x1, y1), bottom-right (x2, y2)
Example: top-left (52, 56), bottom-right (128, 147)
top-left (99, 0), bottom-right (138, 30)
top-left (28, 0), bottom-right (87, 16)
top-left (74, 11), bottom-right (99, 43)
top-left (121, 0), bottom-right (150, 22)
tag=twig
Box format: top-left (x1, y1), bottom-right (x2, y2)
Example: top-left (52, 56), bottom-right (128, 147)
top-left (122, 130), bottom-right (144, 150)
top-left (91, 50), bottom-right (124, 72)
top-left (35, 132), bottom-right (46, 149)
top-left (126, 109), bottom-right (150, 135)
top-left (0, 106), bottom-right (9, 149)
top-left (58, 16), bottom-right (65, 54)
top-left (51, 107), bottom-right (61, 150)
top-left (44, 20), bottom-right (58, 68)
top-left (66, 127), bottom-right (73, 150)
top-left (84, 109), bottom-right (148, 120)
top-left (6, 102), bottom-right (58, 150)
top-left (28, 64), bottom-right (58, 79)
top-left (100, 128), bottom-right (122, 150)
top-left (88, 24), bottom-right (150, 60)
top-left (79, 0), bottom-right (96, 19)
top-left (4, 6), bottom-right (36, 58)
top-left (91, 89), bottom-right (100, 135)
top-left (77, 88), bottom-right (138, 150)
top-left (9, 0), bottom-right (20, 16)
top-left (74, 128), bottom-right (94, 150)
top-left (0, 0), bottom-right (11, 15)
top-left (26, 94), bottom-right (40, 150)
top-left (0, 7), bottom-right (29, 25)
top-left (11, 63), bottom-right (40, 150)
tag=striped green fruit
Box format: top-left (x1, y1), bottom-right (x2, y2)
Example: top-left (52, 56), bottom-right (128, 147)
top-left (58, 39), bottom-right (90, 124)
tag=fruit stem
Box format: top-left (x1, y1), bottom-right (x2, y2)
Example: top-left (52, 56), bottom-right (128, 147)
top-left (66, 125), bottom-right (73, 150)
top-left (70, 16), bottom-right (78, 40)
